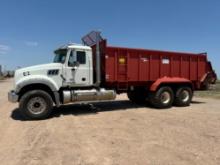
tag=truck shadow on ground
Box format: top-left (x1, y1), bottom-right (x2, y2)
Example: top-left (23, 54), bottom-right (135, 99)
top-left (191, 100), bottom-right (206, 104)
top-left (10, 100), bottom-right (146, 121)
top-left (10, 100), bottom-right (206, 121)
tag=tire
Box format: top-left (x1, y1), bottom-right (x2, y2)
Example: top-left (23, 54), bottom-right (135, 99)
top-left (149, 86), bottom-right (174, 109)
top-left (174, 87), bottom-right (193, 107)
top-left (19, 90), bottom-right (53, 120)
top-left (127, 88), bottom-right (147, 104)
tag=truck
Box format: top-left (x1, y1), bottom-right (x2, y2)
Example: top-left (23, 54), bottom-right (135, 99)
top-left (8, 31), bottom-right (217, 120)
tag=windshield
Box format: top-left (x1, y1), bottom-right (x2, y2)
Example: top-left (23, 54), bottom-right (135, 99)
top-left (53, 49), bottom-right (67, 63)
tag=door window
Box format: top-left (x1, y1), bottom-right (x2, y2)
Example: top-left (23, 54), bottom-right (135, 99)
top-left (76, 51), bottom-right (86, 64)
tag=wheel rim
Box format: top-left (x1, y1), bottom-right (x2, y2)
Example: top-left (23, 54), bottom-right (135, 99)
top-left (180, 90), bottom-right (190, 102)
top-left (27, 97), bottom-right (47, 115)
top-left (160, 91), bottom-right (171, 104)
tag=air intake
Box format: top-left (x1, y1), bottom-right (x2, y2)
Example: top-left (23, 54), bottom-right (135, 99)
top-left (47, 69), bottom-right (59, 76)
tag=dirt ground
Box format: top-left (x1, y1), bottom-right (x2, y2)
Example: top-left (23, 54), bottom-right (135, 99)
top-left (0, 79), bottom-right (220, 165)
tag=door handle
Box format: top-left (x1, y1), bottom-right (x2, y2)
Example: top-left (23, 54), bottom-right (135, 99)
top-left (72, 66), bottom-right (78, 71)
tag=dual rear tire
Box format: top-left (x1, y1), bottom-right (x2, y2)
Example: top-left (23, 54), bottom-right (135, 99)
top-left (127, 88), bottom-right (148, 104)
top-left (173, 87), bottom-right (193, 107)
top-left (149, 86), bottom-right (193, 108)
top-left (149, 86), bottom-right (174, 108)
top-left (128, 86), bottom-right (193, 108)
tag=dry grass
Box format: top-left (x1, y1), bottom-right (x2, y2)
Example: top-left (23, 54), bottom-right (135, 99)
top-left (0, 76), bottom-right (5, 81)
top-left (194, 80), bottom-right (220, 99)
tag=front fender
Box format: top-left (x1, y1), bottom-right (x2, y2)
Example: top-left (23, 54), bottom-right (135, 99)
top-left (15, 75), bottom-right (60, 93)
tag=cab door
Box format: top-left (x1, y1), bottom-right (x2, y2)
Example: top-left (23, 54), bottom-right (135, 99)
top-left (64, 49), bottom-right (91, 86)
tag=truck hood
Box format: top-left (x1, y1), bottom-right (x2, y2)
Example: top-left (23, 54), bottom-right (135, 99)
top-left (17, 63), bottom-right (63, 73)
top-left (14, 63), bottom-right (63, 86)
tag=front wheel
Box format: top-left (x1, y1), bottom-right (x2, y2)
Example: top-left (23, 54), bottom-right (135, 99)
top-left (19, 90), bottom-right (53, 120)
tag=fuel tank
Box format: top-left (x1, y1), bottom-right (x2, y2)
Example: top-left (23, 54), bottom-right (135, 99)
top-left (63, 88), bottom-right (116, 104)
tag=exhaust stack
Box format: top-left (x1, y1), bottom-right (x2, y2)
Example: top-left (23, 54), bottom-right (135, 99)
top-left (82, 31), bottom-right (103, 87)
top-left (95, 31), bottom-right (101, 87)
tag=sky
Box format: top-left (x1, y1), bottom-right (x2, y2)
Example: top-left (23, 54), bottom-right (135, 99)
top-left (0, 0), bottom-right (220, 77)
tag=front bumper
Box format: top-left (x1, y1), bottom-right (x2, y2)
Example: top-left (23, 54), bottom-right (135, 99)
top-left (8, 90), bottom-right (18, 103)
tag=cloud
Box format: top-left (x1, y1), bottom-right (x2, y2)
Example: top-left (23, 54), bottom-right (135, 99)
top-left (25, 41), bottom-right (38, 47)
top-left (0, 44), bottom-right (10, 55)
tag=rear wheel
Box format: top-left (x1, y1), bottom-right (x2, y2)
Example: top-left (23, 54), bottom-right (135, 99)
top-left (127, 88), bottom-right (147, 104)
top-left (149, 86), bottom-right (174, 108)
top-left (19, 90), bottom-right (53, 120)
top-left (174, 87), bottom-right (193, 107)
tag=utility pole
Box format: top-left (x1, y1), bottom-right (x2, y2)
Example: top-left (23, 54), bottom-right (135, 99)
top-left (0, 65), bottom-right (2, 76)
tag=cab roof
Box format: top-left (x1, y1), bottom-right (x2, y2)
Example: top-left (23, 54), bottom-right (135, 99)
top-left (56, 43), bottom-right (92, 51)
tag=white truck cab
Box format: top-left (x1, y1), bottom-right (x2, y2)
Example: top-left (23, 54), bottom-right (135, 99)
top-left (8, 32), bottom-right (116, 120)
top-left (12, 44), bottom-right (93, 95)
top-left (55, 44), bottom-right (93, 87)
